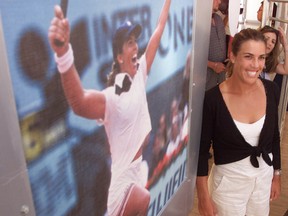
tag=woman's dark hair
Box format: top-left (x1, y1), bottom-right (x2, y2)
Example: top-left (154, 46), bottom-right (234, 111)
top-left (260, 25), bottom-right (280, 73)
top-left (226, 28), bottom-right (267, 77)
top-left (107, 61), bottom-right (121, 86)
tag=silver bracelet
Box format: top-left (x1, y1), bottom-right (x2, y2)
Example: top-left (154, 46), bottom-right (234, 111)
top-left (274, 169), bottom-right (282, 176)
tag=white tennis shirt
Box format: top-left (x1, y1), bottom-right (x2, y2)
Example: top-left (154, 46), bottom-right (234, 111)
top-left (101, 55), bottom-right (152, 179)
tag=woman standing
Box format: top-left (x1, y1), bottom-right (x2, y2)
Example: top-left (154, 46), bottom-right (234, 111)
top-left (48, 1), bottom-right (171, 215)
top-left (259, 25), bottom-right (288, 79)
top-left (197, 28), bottom-right (281, 216)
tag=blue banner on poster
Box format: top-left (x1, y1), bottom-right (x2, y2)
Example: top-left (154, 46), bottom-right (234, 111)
top-left (28, 137), bottom-right (78, 215)
top-left (0, 0), bottom-right (193, 215)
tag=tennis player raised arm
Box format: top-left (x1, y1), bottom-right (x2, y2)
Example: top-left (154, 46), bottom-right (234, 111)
top-left (145, 0), bottom-right (171, 74)
top-left (48, 5), bottom-right (105, 120)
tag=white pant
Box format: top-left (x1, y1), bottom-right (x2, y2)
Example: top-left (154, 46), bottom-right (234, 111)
top-left (208, 158), bottom-right (273, 216)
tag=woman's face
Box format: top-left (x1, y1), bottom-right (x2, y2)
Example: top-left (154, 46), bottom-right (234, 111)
top-left (231, 40), bottom-right (266, 84)
top-left (213, 0), bottom-right (221, 13)
top-left (263, 32), bottom-right (277, 54)
top-left (117, 35), bottom-right (139, 77)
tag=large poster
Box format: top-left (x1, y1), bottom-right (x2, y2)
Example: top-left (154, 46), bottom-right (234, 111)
top-left (0, 0), bottom-right (193, 215)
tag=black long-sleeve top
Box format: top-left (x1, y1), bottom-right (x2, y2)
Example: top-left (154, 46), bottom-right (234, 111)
top-left (197, 78), bottom-right (281, 176)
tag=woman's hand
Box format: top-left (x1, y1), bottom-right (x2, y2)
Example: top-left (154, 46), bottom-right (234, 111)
top-left (214, 62), bottom-right (226, 74)
top-left (196, 176), bottom-right (218, 216)
top-left (278, 26), bottom-right (288, 52)
top-left (48, 5), bottom-right (70, 57)
top-left (198, 194), bottom-right (218, 216)
top-left (270, 175), bottom-right (281, 201)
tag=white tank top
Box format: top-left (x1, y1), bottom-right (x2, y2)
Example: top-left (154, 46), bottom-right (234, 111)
top-left (233, 115), bottom-right (266, 147)
top-left (215, 115), bottom-right (271, 178)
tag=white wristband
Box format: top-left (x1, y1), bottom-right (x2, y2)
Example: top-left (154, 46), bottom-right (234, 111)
top-left (54, 43), bottom-right (74, 73)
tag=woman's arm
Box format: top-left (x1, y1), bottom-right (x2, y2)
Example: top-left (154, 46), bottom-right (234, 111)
top-left (196, 92), bottom-right (217, 215)
top-left (196, 176), bottom-right (218, 216)
top-left (145, 0), bottom-right (171, 73)
top-left (270, 82), bottom-right (281, 201)
top-left (275, 26), bottom-right (288, 75)
top-left (48, 5), bottom-right (105, 120)
top-left (59, 64), bottom-right (106, 119)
